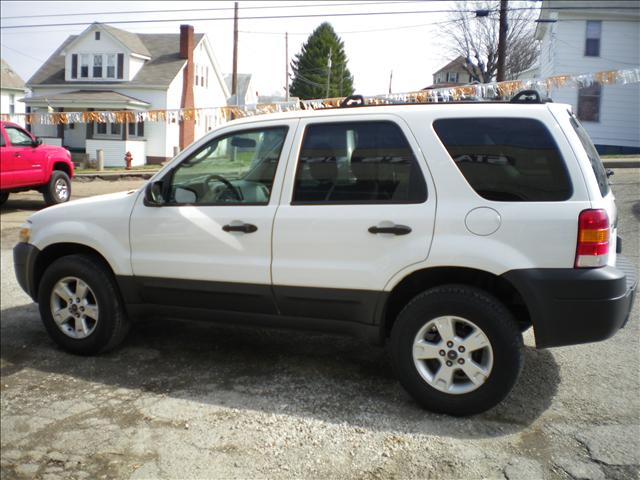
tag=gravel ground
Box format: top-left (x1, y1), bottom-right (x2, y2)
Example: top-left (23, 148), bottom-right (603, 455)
top-left (1, 172), bottom-right (638, 479)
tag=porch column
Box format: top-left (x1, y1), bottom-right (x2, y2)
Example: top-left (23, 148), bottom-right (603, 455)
top-left (57, 107), bottom-right (64, 144)
top-left (86, 108), bottom-right (94, 140)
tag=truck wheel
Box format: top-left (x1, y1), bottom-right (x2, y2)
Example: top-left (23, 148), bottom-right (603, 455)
top-left (38, 254), bottom-right (130, 355)
top-left (390, 284), bottom-right (523, 416)
top-left (43, 171), bottom-right (71, 205)
top-left (0, 192), bottom-right (8, 205)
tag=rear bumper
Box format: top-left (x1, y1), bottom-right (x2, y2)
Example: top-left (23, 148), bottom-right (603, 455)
top-left (13, 242), bottom-right (40, 302)
top-left (503, 256), bottom-right (637, 348)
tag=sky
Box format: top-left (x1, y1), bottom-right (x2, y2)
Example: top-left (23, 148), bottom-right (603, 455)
top-left (0, 0), bottom-right (482, 97)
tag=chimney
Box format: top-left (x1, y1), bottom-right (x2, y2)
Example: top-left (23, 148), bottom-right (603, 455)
top-left (179, 24), bottom-right (195, 149)
top-left (180, 24), bottom-right (194, 60)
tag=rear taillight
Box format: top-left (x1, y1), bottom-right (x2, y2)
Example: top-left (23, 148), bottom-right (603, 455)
top-left (575, 209), bottom-right (609, 268)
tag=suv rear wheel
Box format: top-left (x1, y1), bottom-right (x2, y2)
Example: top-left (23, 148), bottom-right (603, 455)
top-left (43, 170), bottom-right (71, 205)
top-left (38, 254), bottom-right (130, 355)
top-left (390, 284), bottom-right (522, 416)
top-left (0, 192), bottom-right (8, 205)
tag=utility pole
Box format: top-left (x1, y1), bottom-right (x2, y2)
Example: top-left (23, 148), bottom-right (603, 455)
top-left (232, 2), bottom-right (239, 103)
top-left (326, 47), bottom-right (332, 98)
top-left (285, 32), bottom-right (289, 101)
top-left (496, 0), bottom-right (508, 82)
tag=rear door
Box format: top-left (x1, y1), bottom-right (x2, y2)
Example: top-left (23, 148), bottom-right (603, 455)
top-left (271, 115), bottom-right (436, 323)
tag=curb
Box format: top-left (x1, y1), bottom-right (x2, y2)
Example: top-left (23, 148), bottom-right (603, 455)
top-left (73, 159), bottom-right (638, 181)
top-left (75, 171), bottom-right (158, 180)
top-left (602, 160), bottom-right (640, 168)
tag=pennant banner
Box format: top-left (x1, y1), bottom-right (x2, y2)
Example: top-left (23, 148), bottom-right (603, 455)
top-left (1, 67), bottom-right (638, 125)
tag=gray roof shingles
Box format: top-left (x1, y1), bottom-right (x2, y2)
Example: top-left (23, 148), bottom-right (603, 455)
top-left (27, 25), bottom-right (204, 88)
top-left (1, 58), bottom-right (27, 90)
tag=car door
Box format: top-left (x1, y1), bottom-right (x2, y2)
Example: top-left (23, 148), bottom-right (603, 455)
top-left (129, 120), bottom-right (297, 314)
top-left (271, 115), bottom-right (437, 324)
top-left (2, 125), bottom-right (43, 188)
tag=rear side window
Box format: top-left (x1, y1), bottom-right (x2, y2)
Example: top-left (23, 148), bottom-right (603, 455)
top-left (433, 118), bottom-right (572, 202)
top-left (293, 121), bottom-right (427, 204)
top-left (569, 112), bottom-right (610, 197)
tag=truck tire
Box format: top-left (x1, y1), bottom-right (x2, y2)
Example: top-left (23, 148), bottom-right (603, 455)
top-left (43, 170), bottom-right (71, 205)
top-left (0, 192), bottom-right (8, 205)
top-left (390, 284), bottom-right (523, 416)
top-left (38, 254), bottom-right (130, 355)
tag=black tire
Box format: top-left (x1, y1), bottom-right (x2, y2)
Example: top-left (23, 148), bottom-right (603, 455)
top-left (38, 254), bottom-right (130, 355)
top-left (390, 284), bottom-right (523, 416)
top-left (43, 170), bottom-right (71, 205)
top-left (0, 192), bottom-right (8, 205)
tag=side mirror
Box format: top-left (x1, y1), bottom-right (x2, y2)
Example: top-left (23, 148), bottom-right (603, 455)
top-left (32, 137), bottom-right (43, 147)
top-left (144, 181), bottom-right (165, 206)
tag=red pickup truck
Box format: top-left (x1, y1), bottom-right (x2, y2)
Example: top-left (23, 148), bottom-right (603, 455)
top-left (0, 121), bottom-right (74, 206)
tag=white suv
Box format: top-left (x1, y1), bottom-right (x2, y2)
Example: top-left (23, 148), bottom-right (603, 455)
top-left (14, 98), bottom-right (637, 415)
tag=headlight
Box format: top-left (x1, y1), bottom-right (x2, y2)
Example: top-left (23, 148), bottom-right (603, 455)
top-left (18, 222), bottom-right (31, 243)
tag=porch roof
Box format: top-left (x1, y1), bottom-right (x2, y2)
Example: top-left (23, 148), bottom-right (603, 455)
top-left (22, 90), bottom-right (151, 110)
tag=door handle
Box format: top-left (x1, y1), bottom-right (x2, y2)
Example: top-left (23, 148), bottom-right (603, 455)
top-left (14, 153), bottom-right (21, 158)
top-left (368, 224), bottom-right (412, 236)
top-left (222, 223), bottom-right (258, 234)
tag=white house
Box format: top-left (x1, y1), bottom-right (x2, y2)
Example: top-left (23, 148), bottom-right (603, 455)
top-left (224, 73), bottom-right (258, 106)
top-left (25, 22), bottom-right (229, 166)
top-left (1, 59), bottom-right (27, 126)
top-left (535, 0), bottom-right (640, 153)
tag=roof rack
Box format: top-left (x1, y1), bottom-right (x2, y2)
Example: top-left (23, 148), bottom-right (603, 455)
top-left (328, 90), bottom-right (552, 110)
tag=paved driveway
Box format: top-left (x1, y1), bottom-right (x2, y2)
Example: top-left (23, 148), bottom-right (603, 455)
top-left (1, 173), bottom-right (638, 479)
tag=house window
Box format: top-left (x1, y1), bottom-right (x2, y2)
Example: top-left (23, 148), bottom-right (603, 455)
top-left (80, 54), bottom-right (90, 78)
top-left (577, 84), bottom-right (601, 122)
top-left (106, 54), bottom-right (116, 78)
top-left (95, 31), bottom-right (101, 40)
top-left (206, 66), bottom-right (209, 88)
top-left (585, 20), bottom-right (601, 57)
top-left (128, 121), bottom-right (145, 137)
top-left (447, 72), bottom-right (459, 83)
top-left (93, 54), bottom-right (103, 77)
top-left (96, 122), bottom-right (107, 134)
top-left (195, 64), bottom-right (199, 86)
top-left (9, 94), bottom-right (15, 114)
top-left (110, 122), bottom-right (121, 136)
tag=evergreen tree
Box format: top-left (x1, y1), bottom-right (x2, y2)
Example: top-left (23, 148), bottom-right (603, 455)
top-left (290, 23), bottom-right (354, 100)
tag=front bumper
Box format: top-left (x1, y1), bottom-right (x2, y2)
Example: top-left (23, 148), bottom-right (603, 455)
top-left (13, 242), bottom-right (40, 302)
top-left (503, 256), bottom-right (637, 348)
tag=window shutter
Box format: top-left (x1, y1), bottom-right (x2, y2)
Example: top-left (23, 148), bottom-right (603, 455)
top-left (117, 53), bottom-right (124, 79)
top-left (137, 121), bottom-right (144, 137)
top-left (71, 54), bottom-right (78, 79)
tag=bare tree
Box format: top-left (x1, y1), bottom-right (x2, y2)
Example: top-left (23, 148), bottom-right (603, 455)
top-left (440, 1), bottom-right (539, 83)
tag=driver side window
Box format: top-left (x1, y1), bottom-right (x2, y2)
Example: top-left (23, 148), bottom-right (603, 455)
top-left (168, 126), bottom-right (288, 205)
top-left (5, 127), bottom-right (33, 146)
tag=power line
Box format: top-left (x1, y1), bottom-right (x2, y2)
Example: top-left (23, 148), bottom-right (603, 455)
top-left (0, 8), bottom-right (488, 30)
top-left (240, 18), bottom-right (461, 36)
top-left (1, 1), bottom-right (425, 20)
top-left (0, 43), bottom-right (46, 63)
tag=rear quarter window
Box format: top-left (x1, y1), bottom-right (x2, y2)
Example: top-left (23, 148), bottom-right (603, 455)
top-left (433, 117), bottom-right (572, 202)
top-left (568, 113), bottom-right (610, 197)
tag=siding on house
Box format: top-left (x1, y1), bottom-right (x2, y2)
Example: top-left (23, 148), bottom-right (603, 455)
top-left (535, 2), bottom-right (640, 150)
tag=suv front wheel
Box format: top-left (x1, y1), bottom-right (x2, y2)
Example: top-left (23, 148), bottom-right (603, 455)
top-left (38, 254), bottom-right (130, 355)
top-left (390, 285), bottom-right (523, 416)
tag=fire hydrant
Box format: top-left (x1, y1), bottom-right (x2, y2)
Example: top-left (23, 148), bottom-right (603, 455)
top-left (124, 151), bottom-right (133, 170)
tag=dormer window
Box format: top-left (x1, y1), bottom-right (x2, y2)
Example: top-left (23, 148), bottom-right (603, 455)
top-left (80, 54), bottom-right (89, 78)
top-left (70, 52), bottom-right (124, 80)
top-left (95, 31), bottom-right (101, 40)
top-left (93, 54), bottom-right (103, 77)
top-left (106, 54), bottom-right (116, 78)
